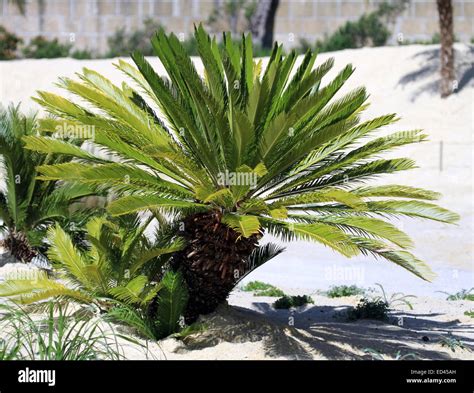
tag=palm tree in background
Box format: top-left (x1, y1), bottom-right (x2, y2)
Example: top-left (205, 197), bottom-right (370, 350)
top-left (24, 26), bottom-right (459, 320)
top-left (436, 0), bottom-right (455, 97)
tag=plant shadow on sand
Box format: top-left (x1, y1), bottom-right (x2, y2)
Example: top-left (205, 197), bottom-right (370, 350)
top-left (178, 303), bottom-right (474, 360)
top-left (397, 46), bottom-right (474, 101)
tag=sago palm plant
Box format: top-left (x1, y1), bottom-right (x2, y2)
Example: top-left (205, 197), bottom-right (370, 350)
top-left (24, 26), bottom-right (459, 320)
top-left (0, 214), bottom-right (182, 306)
top-left (0, 105), bottom-right (96, 262)
top-left (0, 214), bottom-right (189, 339)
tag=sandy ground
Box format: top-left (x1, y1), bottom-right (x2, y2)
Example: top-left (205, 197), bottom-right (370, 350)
top-left (2, 260), bottom-right (472, 360)
top-left (120, 289), bottom-right (474, 360)
top-left (0, 44), bottom-right (473, 359)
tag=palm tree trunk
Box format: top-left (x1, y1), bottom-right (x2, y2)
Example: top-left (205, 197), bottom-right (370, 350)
top-left (172, 211), bottom-right (260, 322)
top-left (436, 0), bottom-right (455, 98)
top-left (3, 230), bottom-right (37, 262)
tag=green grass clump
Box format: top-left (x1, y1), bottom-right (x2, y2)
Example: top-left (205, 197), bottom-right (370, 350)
top-left (439, 335), bottom-right (468, 353)
top-left (441, 288), bottom-right (474, 301)
top-left (326, 285), bottom-right (366, 298)
top-left (241, 281), bottom-right (285, 297)
top-left (242, 281), bottom-right (274, 292)
top-left (347, 298), bottom-right (389, 321)
top-left (0, 302), bottom-right (124, 360)
top-left (273, 295), bottom-right (314, 309)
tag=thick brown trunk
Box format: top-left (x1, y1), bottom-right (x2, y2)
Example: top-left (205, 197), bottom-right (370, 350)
top-left (436, 0), bottom-right (455, 98)
top-left (172, 211), bottom-right (260, 322)
top-left (2, 230), bottom-right (37, 262)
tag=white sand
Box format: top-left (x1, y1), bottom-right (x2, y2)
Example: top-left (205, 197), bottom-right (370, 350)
top-left (121, 292), bottom-right (474, 360)
top-left (0, 44), bottom-right (473, 359)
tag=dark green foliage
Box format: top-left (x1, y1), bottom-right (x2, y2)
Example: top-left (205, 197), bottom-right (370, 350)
top-left (0, 25), bottom-right (22, 60)
top-left (155, 271), bottom-right (189, 337)
top-left (70, 49), bottom-right (94, 59)
top-left (347, 298), bottom-right (389, 321)
top-left (464, 310), bottom-right (474, 318)
top-left (22, 36), bottom-right (72, 58)
top-left (106, 18), bottom-right (162, 57)
top-left (0, 105), bottom-right (97, 262)
top-left (326, 285), bottom-right (366, 298)
top-left (316, 13), bottom-right (389, 52)
top-left (273, 295), bottom-right (314, 309)
top-left (108, 271), bottom-right (189, 340)
top-left (298, 2), bottom-right (400, 54)
top-left (183, 37), bottom-right (273, 57)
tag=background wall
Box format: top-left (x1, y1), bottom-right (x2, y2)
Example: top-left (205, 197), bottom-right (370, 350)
top-left (0, 0), bottom-right (473, 53)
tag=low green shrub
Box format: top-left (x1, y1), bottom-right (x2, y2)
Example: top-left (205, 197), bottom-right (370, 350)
top-left (347, 298), bottom-right (389, 321)
top-left (273, 295), bottom-right (314, 309)
top-left (0, 25), bottom-right (22, 59)
top-left (299, 11), bottom-right (390, 53)
top-left (439, 335), bottom-right (468, 353)
top-left (242, 280), bottom-right (274, 292)
top-left (241, 281), bottom-right (285, 297)
top-left (71, 48), bottom-right (94, 59)
top-left (22, 36), bottom-right (71, 58)
top-left (256, 287), bottom-right (286, 297)
top-left (441, 288), bottom-right (474, 301)
top-left (326, 285), bottom-right (366, 298)
top-left (106, 18), bottom-right (162, 57)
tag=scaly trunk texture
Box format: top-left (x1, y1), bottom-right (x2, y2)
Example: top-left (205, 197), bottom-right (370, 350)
top-left (172, 211), bottom-right (260, 322)
top-left (436, 0), bottom-right (455, 98)
top-left (2, 230), bottom-right (37, 262)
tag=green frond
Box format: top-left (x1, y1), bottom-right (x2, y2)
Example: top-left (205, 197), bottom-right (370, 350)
top-left (108, 275), bottom-right (149, 305)
top-left (46, 223), bottom-right (92, 287)
top-left (222, 213), bottom-right (261, 238)
top-left (352, 237), bottom-right (436, 281)
top-left (155, 271), bottom-right (189, 338)
top-left (261, 217), bottom-right (359, 257)
top-left (354, 185), bottom-right (441, 200)
top-left (0, 270), bottom-right (92, 304)
top-left (107, 195), bottom-right (208, 216)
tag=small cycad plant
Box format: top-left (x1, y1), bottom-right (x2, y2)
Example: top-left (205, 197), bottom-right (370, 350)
top-left (0, 214), bottom-right (188, 339)
top-left (23, 25), bottom-right (458, 320)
